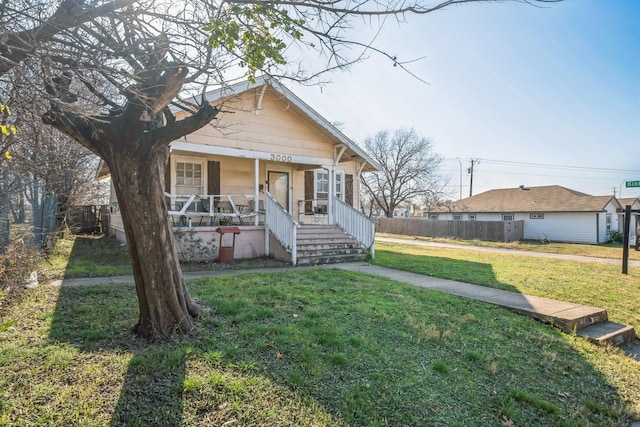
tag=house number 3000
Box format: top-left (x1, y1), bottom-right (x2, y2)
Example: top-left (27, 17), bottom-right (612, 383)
top-left (270, 154), bottom-right (293, 162)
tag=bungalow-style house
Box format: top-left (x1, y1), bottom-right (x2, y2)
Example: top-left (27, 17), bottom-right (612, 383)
top-left (428, 185), bottom-right (624, 244)
top-left (98, 77), bottom-right (378, 264)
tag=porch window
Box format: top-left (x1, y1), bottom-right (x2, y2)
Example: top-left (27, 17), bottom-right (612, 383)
top-left (315, 170), bottom-right (344, 200)
top-left (175, 161), bottom-right (204, 195)
top-left (316, 171), bottom-right (329, 200)
top-left (335, 173), bottom-right (343, 201)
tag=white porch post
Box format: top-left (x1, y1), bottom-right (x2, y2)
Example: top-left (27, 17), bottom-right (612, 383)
top-left (357, 161), bottom-right (366, 212)
top-left (327, 166), bottom-right (334, 225)
top-left (254, 158), bottom-right (260, 226)
top-left (332, 146), bottom-right (347, 225)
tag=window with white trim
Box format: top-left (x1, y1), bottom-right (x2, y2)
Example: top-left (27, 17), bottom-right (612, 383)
top-left (335, 172), bottom-right (344, 201)
top-left (469, 213), bottom-right (476, 221)
top-left (430, 214), bottom-right (439, 220)
top-left (502, 213), bottom-right (514, 221)
top-left (453, 214), bottom-right (462, 221)
top-left (315, 170), bottom-right (345, 201)
top-left (315, 171), bottom-right (329, 200)
top-left (530, 213), bottom-right (544, 219)
top-left (175, 160), bottom-right (204, 195)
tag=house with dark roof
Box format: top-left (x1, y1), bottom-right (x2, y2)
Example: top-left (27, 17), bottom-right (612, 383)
top-left (428, 185), bottom-right (623, 244)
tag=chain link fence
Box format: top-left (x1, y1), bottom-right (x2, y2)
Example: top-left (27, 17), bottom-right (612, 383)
top-left (1, 169), bottom-right (58, 291)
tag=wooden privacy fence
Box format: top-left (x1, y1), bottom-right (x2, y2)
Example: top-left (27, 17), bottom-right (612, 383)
top-left (67, 205), bottom-right (109, 234)
top-left (377, 218), bottom-right (524, 242)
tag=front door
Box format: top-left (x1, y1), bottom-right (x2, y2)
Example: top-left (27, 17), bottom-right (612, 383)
top-left (268, 171), bottom-right (289, 211)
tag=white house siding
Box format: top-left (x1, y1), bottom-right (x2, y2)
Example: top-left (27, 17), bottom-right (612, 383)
top-left (617, 201), bottom-right (639, 246)
top-left (106, 185), bottom-right (126, 241)
top-left (517, 212), bottom-right (598, 244)
top-left (598, 202), bottom-right (620, 243)
top-left (432, 212), bottom-right (602, 243)
top-left (474, 213), bottom-right (503, 221)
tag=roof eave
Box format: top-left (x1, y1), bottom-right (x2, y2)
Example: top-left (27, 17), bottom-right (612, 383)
top-left (184, 76), bottom-right (381, 172)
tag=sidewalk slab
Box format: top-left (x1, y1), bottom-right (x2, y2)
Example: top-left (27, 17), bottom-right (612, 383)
top-left (327, 262), bottom-right (621, 336)
top-left (376, 237), bottom-right (640, 267)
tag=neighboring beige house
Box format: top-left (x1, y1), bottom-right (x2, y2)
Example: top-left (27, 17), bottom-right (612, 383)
top-left (428, 185), bottom-right (623, 244)
top-left (99, 77), bottom-right (378, 264)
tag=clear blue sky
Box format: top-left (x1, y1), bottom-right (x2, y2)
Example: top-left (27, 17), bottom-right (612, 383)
top-left (293, 0), bottom-right (640, 200)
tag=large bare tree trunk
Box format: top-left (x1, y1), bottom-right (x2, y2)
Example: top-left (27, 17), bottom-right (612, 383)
top-left (43, 71), bottom-right (219, 339)
top-left (108, 145), bottom-right (200, 338)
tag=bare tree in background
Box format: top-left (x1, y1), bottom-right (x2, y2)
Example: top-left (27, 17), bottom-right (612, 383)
top-left (0, 0), bottom-right (558, 339)
top-left (1, 66), bottom-right (107, 231)
top-left (361, 128), bottom-right (447, 218)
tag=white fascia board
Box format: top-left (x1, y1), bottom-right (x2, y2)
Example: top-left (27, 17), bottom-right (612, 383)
top-left (179, 76), bottom-right (381, 171)
top-left (268, 81), bottom-right (381, 171)
top-left (170, 141), bottom-right (331, 167)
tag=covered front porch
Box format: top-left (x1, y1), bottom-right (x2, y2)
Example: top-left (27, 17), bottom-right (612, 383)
top-left (165, 149), bottom-right (375, 264)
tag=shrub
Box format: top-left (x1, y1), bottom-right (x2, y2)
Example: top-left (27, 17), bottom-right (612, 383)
top-left (608, 230), bottom-right (624, 244)
top-left (173, 228), bottom-right (218, 262)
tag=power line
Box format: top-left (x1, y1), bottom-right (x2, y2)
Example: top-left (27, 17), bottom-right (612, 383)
top-left (479, 158), bottom-right (640, 174)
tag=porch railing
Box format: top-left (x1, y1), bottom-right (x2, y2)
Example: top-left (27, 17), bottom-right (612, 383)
top-left (165, 193), bottom-right (258, 225)
top-left (334, 198), bottom-right (376, 258)
top-left (265, 191), bottom-right (299, 265)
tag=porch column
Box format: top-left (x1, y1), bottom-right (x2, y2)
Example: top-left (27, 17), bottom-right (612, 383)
top-left (254, 158), bottom-right (260, 226)
top-left (328, 166), bottom-right (335, 225)
top-left (356, 161), bottom-right (366, 213)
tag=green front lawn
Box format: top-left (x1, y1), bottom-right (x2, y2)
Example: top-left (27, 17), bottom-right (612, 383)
top-left (372, 241), bottom-right (640, 333)
top-left (1, 267), bottom-right (639, 425)
top-left (2, 235), bottom-right (639, 425)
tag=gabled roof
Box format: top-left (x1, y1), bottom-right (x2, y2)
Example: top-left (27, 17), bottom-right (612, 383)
top-left (97, 76), bottom-right (379, 180)
top-left (434, 185), bottom-right (619, 213)
top-left (193, 76), bottom-right (379, 171)
top-left (618, 197), bottom-right (640, 208)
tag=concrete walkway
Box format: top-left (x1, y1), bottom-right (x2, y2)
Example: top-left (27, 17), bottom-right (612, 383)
top-left (376, 236), bottom-right (640, 267)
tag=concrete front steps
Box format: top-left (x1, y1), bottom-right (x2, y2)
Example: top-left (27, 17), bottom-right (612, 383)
top-left (296, 225), bottom-right (367, 266)
top-left (525, 302), bottom-right (634, 347)
top-left (488, 292), bottom-right (635, 347)
top-left (472, 291), bottom-right (636, 347)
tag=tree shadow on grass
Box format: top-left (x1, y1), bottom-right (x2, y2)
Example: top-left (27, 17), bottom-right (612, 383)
top-left (48, 283), bottom-right (188, 426)
top-left (48, 236), bottom-right (187, 426)
top-left (185, 270), bottom-right (637, 426)
top-left (43, 239), bottom-right (635, 426)
top-left (46, 237), bottom-right (338, 426)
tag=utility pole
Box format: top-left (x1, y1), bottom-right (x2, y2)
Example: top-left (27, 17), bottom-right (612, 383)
top-left (468, 159), bottom-right (479, 197)
top-left (456, 157), bottom-right (462, 200)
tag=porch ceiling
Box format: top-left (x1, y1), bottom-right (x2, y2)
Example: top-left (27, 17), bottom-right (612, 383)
top-left (172, 141), bottom-right (334, 170)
